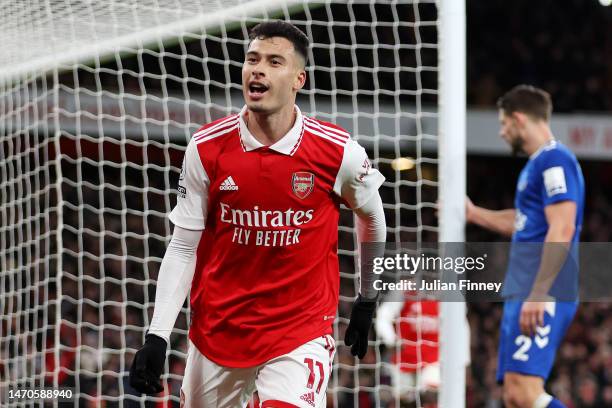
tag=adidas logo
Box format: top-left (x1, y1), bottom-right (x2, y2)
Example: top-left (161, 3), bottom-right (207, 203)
top-left (220, 176), bottom-right (239, 191)
top-left (300, 391), bottom-right (315, 407)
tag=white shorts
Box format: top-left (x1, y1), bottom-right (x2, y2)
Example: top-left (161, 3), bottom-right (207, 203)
top-left (181, 335), bottom-right (336, 408)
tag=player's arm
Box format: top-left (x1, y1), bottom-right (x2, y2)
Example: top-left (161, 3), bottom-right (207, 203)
top-left (521, 153), bottom-right (581, 336)
top-left (531, 201), bottom-right (576, 296)
top-left (129, 138), bottom-right (209, 394)
top-left (149, 228), bottom-right (203, 341)
top-left (345, 193), bottom-right (386, 358)
top-left (129, 226), bottom-right (201, 393)
top-left (333, 139), bottom-right (386, 359)
top-left (520, 201), bottom-right (576, 336)
top-left (354, 194), bottom-right (386, 299)
top-left (466, 196), bottom-right (515, 237)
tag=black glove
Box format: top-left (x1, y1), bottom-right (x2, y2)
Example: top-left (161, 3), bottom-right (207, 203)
top-left (129, 334), bottom-right (167, 394)
top-left (344, 294), bottom-right (377, 359)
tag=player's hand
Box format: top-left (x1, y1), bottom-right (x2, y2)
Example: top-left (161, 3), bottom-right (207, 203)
top-left (344, 294), bottom-right (376, 359)
top-left (129, 334), bottom-right (167, 394)
top-left (465, 196), bottom-right (475, 223)
top-left (519, 301), bottom-right (546, 337)
top-left (436, 197), bottom-right (475, 223)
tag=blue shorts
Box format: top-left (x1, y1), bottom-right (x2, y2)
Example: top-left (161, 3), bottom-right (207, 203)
top-left (496, 300), bottom-right (577, 383)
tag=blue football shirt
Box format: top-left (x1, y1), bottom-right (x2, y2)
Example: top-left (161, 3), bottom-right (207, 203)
top-left (502, 140), bottom-right (585, 299)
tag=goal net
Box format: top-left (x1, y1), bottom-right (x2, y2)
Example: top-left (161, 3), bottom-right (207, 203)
top-left (0, 1), bottom-right (462, 406)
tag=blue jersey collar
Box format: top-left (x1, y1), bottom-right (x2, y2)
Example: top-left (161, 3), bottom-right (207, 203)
top-left (530, 139), bottom-right (557, 160)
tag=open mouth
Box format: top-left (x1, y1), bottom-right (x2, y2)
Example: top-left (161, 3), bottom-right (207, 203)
top-left (248, 82), bottom-right (269, 99)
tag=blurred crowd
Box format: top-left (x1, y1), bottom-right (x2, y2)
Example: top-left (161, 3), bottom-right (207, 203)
top-left (467, 0), bottom-right (612, 112)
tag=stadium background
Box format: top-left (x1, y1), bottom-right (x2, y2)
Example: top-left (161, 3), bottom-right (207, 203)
top-left (2, 0), bottom-right (612, 407)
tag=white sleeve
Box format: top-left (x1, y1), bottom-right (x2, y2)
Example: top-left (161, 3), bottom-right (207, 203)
top-left (169, 138), bottom-right (209, 230)
top-left (333, 139), bottom-right (385, 210)
top-left (354, 193), bottom-right (386, 299)
top-left (148, 226), bottom-right (202, 342)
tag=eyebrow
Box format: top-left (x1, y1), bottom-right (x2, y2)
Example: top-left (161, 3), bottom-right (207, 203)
top-left (246, 51), bottom-right (287, 61)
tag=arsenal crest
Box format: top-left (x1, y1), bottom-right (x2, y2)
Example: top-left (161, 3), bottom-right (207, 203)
top-left (292, 172), bottom-right (315, 199)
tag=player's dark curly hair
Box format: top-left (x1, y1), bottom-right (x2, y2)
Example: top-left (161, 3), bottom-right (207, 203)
top-left (248, 20), bottom-right (309, 66)
top-left (497, 85), bottom-right (553, 122)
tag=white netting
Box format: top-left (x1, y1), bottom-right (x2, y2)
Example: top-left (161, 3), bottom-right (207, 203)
top-left (0, 1), bottom-right (441, 406)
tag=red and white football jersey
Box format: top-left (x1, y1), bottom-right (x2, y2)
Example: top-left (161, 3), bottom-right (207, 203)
top-left (169, 105), bottom-right (384, 367)
top-left (395, 300), bottom-right (439, 372)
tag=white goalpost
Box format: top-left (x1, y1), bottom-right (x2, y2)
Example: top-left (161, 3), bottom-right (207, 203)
top-left (437, 1), bottom-right (467, 407)
top-left (0, 1), bottom-right (467, 407)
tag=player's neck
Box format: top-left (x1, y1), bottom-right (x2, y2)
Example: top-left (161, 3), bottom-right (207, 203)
top-left (246, 105), bottom-right (296, 146)
top-left (525, 124), bottom-right (554, 156)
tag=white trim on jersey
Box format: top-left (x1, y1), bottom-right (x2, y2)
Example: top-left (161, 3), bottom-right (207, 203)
top-left (289, 121), bottom-right (305, 156)
top-left (530, 139), bottom-right (557, 160)
top-left (332, 139), bottom-right (386, 210)
top-left (238, 105), bottom-right (305, 155)
top-left (194, 114), bottom-right (239, 139)
top-left (303, 117), bottom-right (350, 141)
top-left (303, 124), bottom-right (347, 147)
top-left (195, 122), bottom-right (239, 145)
top-left (318, 122), bottom-right (350, 138)
top-left (169, 138), bottom-right (210, 230)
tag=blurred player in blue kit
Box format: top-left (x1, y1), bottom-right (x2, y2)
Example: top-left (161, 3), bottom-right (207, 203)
top-left (466, 85), bottom-right (584, 408)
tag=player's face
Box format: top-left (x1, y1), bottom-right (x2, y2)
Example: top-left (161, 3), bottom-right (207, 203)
top-left (242, 37), bottom-right (306, 114)
top-left (499, 110), bottom-right (525, 155)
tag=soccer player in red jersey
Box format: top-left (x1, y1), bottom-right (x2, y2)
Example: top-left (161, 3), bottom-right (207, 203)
top-left (129, 21), bottom-right (386, 407)
top-left (376, 294), bottom-right (470, 405)
top-left (376, 298), bottom-right (440, 400)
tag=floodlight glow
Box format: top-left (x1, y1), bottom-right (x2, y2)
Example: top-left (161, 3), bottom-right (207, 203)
top-left (391, 157), bottom-right (416, 171)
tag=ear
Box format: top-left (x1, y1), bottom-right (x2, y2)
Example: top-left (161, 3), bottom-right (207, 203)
top-left (512, 111), bottom-right (528, 128)
top-left (293, 69), bottom-right (307, 92)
